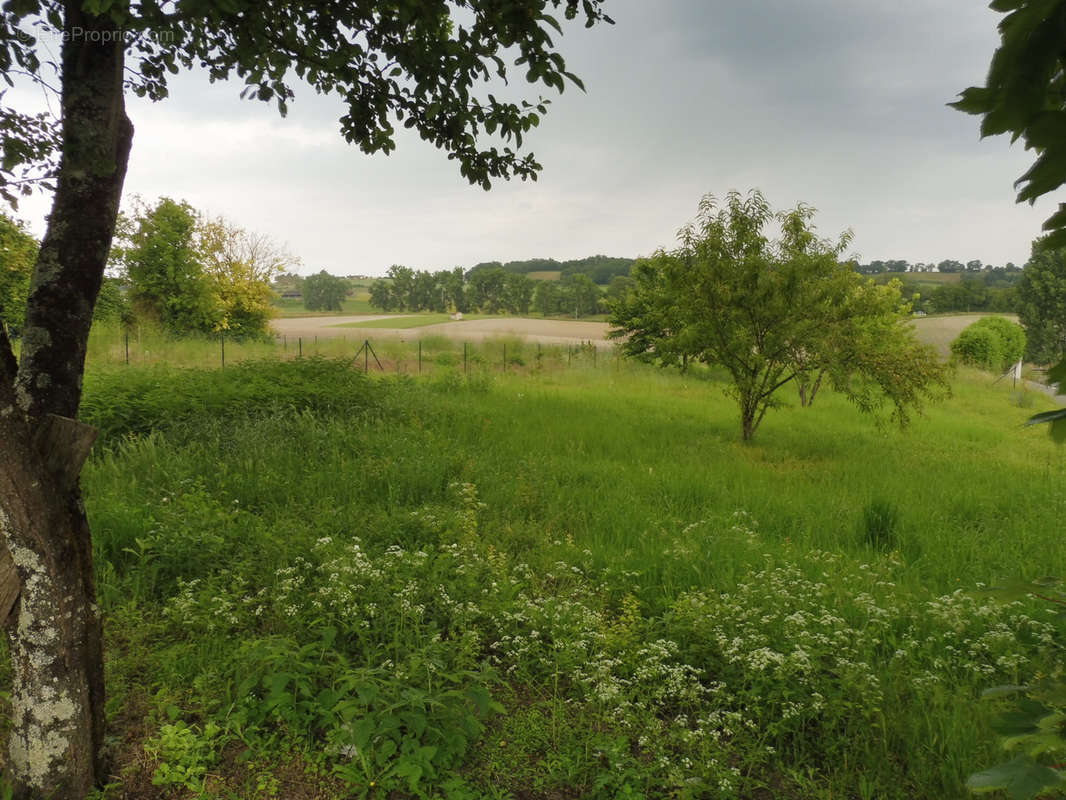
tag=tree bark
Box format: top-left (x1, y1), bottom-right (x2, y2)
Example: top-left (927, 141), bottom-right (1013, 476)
top-left (1, 4), bottom-right (132, 798)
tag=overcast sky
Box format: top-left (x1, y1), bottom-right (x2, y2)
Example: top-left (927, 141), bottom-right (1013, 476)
top-left (13, 0), bottom-right (1056, 276)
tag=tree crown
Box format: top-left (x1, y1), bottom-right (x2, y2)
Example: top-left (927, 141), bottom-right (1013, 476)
top-left (0, 0), bottom-right (611, 198)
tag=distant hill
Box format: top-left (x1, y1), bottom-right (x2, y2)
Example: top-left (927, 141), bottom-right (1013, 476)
top-left (467, 255), bottom-right (635, 285)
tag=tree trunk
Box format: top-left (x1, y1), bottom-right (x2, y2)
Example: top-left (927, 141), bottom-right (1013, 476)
top-left (1, 4), bottom-right (132, 798)
top-left (741, 402), bottom-right (756, 441)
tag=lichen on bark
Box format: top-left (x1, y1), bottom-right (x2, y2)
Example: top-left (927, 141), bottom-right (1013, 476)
top-left (0, 508), bottom-right (84, 793)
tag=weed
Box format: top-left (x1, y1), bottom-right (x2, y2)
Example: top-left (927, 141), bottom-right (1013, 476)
top-left (859, 499), bottom-right (902, 553)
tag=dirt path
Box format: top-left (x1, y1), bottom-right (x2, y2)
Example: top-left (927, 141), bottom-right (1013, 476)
top-left (272, 315), bottom-right (614, 348)
top-left (272, 315), bottom-right (415, 336)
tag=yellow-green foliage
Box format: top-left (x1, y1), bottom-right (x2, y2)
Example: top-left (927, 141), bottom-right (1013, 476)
top-left (0, 213), bottom-right (39, 334)
top-left (950, 315), bottom-right (1026, 373)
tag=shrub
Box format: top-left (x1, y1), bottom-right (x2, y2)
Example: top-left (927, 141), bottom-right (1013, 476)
top-left (950, 316), bottom-right (1026, 373)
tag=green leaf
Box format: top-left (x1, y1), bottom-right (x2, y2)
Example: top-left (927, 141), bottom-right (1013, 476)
top-left (1026, 111), bottom-right (1066, 149)
top-left (1047, 359), bottom-right (1066, 385)
top-left (1023, 408), bottom-right (1066, 426)
top-left (352, 717), bottom-right (374, 749)
top-left (1016, 148), bottom-right (1066, 204)
top-left (982, 685), bottom-right (1030, 699)
top-left (377, 738), bottom-right (397, 762)
top-left (394, 759), bottom-right (423, 790)
top-left (967, 755), bottom-right (1065, 799)
top-left (950, 86), bottom-right (997, 116)
top-left (990, 697), bottom-right (1053, 736)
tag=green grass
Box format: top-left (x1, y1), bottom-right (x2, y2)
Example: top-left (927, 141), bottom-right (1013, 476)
top-left (271, 296), bottom-right (378, 316)
top-left (7, 356), bottom-right (1064, 798)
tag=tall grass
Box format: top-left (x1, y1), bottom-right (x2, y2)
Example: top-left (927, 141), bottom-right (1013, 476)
top-left (23, 357), bottom-right (1066, 798)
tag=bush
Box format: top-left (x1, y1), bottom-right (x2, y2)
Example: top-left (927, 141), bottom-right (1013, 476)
top-left (950, 316), bottom-right (1026, 373)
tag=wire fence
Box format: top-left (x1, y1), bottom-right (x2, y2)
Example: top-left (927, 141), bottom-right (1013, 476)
top-left (86, 326), bottom-right (619, 377)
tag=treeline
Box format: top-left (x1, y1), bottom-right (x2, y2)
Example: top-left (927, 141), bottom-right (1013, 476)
top-left (368, 265), bottom-right (612, 317)
top-left (887, 272), bottom-right (1022, 314)
top-left (856, 259), bottom-right (1022, 274)
top-left (466, 254), bottom-right (634, 284)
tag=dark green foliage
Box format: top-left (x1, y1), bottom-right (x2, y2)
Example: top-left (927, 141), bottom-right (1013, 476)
top-left (1018, 242), bottom-right (1066, 363)
top-left (926, 276), bottom-right (1019, 314)
top-left (0, 0), bottom-right (617, 191)
top-left (92, 277), bottom-right (131, 325)
top-left (302, 270), bottom-right (349, 312)
top-left (80, 357), bottom-right (381, 443)
top-left (951, 0), bottom-right (1066, 247)
top-left (122, 197), bottom-right (219, 334)
top-left (467, 254), bottom-right (634, 284)
top-left (950, 316), bottom-right (1027, 372)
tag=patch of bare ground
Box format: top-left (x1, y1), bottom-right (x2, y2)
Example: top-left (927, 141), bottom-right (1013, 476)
top-left (273, 315), bottom-right (613, 347)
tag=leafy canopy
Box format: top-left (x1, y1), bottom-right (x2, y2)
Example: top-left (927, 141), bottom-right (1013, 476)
top-left (303, 270), bottom-right (349, 312)
top-left (951, 0), bottom-right (1066, 247)
top-left (950, 315), bottom-right (1027, 373)
top-left (609, 190), bottom-right (948, 440)
top-left (0, 212), bottom-right (37, 334)
top-left (0, 0), bottom-right (612, 195)
top-left (1017, 238), bottom-right (1066, 364)
top-left (114, 196), bottom-right (290, 337)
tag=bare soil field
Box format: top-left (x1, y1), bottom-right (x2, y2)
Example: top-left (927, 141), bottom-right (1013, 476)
top-left (274, 311), bottom-right (1044, 365)
top-left (273, 315), bottom-right (613, 347)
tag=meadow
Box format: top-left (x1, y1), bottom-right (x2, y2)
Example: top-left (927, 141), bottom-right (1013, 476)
top-left (3, 341), bottom-right (1065, 799)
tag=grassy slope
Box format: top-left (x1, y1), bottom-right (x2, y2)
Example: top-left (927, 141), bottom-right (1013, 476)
top-left (9, 360), bottom-right (1063, 798)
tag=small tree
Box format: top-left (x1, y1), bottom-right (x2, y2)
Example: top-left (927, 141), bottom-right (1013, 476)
top-left (561, 272), bottom-right (600, 317)
top-left (368, 279), bottom-right (396, 311)
top-left (503, 272), bottom-right (535, 314)
top-left (610, 190), bottom-right (948, 440)
top-left (303, 270), bottom-right (349, 312)
top-left (121, 197), bottom-right (218, 334)
top-left (197, 217), bottom-right (293, 338)
top-left (1017, 240), bottom-right (1066, 365)
top-left (116, 199), bottom-right (286, 337)
top-left (533, 279), bottom-right (558, 316)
